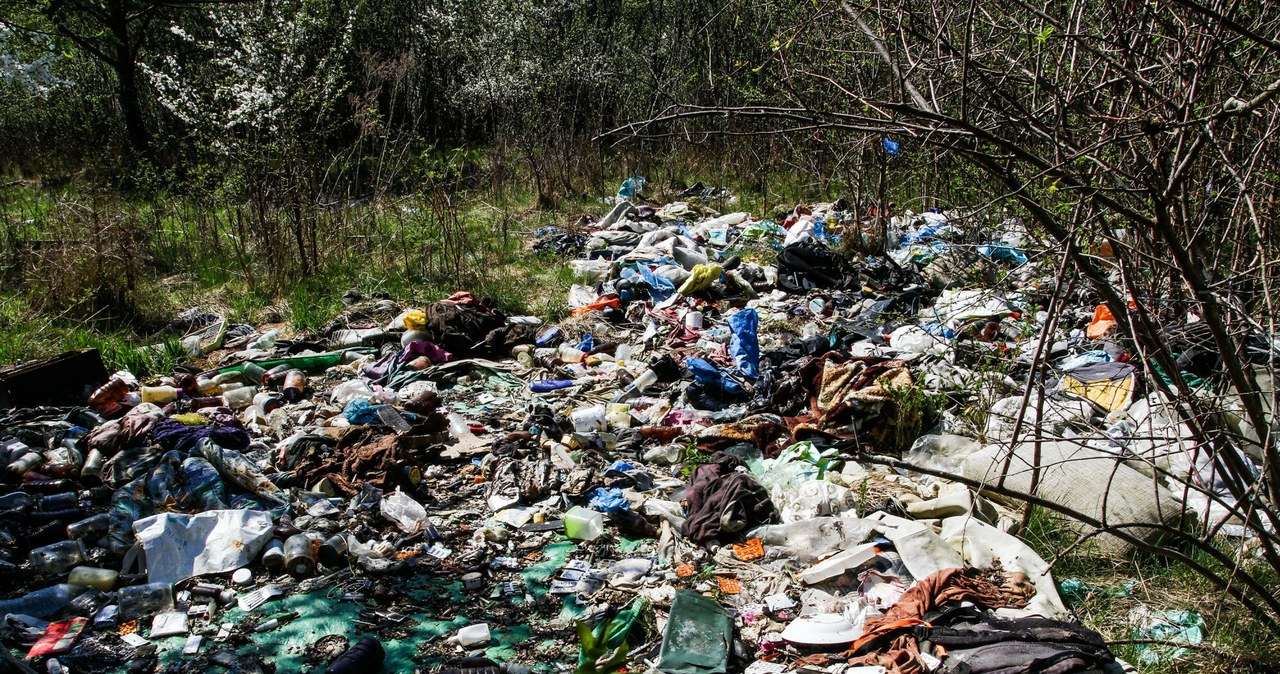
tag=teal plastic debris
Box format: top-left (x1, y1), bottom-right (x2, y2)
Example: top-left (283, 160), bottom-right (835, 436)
top-left (1129, 607), bottom-right (1204, 665)
top-left (656, 590), bottom-right (731, 674)
top-left (1058, 578), bottom-right (1135, 604)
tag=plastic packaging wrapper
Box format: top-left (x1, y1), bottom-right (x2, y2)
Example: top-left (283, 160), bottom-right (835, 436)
top-left (133, 509), bottom-right (275, 585)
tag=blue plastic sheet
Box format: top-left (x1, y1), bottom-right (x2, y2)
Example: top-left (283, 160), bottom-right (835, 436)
top-left (343, 399), bottom-right (385, 425)
top-left (728, 309), bottom-right (760, 378)
top-left (979, 244), bottom-right (1029, 265)
top-left (535, 327), bottom-right (562, 347)
top-left (588, 487), bottom-right (629, 513)
top-left (577, 334), bottom-right (595, 352)
top-left (882, 137), bottom-right (901, 156)
top-left (530, 379), bottom-right (575, 392)
top-left (617, 177), bottom-right (646, 198)
top-left (625, 266), bottom-right (676, 303)
top-left (685, 357), bottom-right (745, 395)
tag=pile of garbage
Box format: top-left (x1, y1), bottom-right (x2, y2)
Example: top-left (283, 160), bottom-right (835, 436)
top-left (6, 183), bottom-right (1262, 673)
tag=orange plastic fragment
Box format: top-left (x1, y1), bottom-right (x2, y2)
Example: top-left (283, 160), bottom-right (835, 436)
top-left (1086, 304), bottom-right (1117, 339)
top-left (571, 297), bottom-right (622, 317)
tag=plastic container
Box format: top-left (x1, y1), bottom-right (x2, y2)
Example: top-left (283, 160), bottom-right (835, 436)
top-left (605, 403), bottom-right (632, 429)
top-left (451, 623), bottom-right (492, 647)
top-left (221, 386), bottom-right (257, 409)
top-left (557, 345), bottom-right (586, 363)
top-left (28, 540), bottom-right (87, 575)
top-left (284, 533), bottom-right (317, 576)
top-left (118, 582), bottom-right (175, 619)
top-left (282, 370), bottom-right (307, 402)
top-left (564, 506), bottom-right (604, 541)
top-left (253, 391), bottom-right (283, 415)
top-left (571, 405), bottom-right (607, 433)
top-left (261, 539), bottom-right (285, 571)
top-left (68, 566), bottom-right (118, 591)
top-left (140, 386), bottom-right (180, 404)
top-left (0, 584), bottom-right (85, 619)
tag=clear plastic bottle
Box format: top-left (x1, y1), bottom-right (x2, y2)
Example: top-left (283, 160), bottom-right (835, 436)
top-left (117, 581), bottom-right (175, 619)
top-left (140, 386), bottom-right (180, 404)
top-left (612, 368), bottom-right (658, 403)
top-left (28, 540), bottom-right (88, 575)
top-left (221, 386), bottom-right (257, 409)
top-left (0, 584), bottom-right (85, 619)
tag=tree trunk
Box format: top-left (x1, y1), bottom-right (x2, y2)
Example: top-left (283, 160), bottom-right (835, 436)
top-left (108, 4), bottom-right (151, 158)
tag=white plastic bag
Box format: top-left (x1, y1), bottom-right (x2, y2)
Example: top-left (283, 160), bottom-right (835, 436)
top-left (133, 510), bottom-right (274, 585)
top-left (380, 488), bottom-right (428, 533)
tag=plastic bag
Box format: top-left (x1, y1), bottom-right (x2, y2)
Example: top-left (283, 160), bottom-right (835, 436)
top-left (380, 489), bottom-right (427, 533)
top-left (588, 487), bottom-right (629, 514)
top-left (133, 510), bottom-right (274, 585)
top-left (728, 309), bottom-right (760, 378)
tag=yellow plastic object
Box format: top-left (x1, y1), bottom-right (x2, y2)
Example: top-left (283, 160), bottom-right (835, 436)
top-left (677, 263), bottom-right (723, 296)
top-left (403, 310), bottom-right (427, 331)
top-left (1063, 372), bottom-right (1134, 411)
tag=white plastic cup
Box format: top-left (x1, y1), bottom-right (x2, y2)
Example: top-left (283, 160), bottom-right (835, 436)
top-left (684, 311), bottom-right (703, 329)
top-left (571, 405), bottom-right (607, 433)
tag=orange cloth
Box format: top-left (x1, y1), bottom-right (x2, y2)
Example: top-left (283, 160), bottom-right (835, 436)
top-left (841, 567), bottom-right (1036, 674)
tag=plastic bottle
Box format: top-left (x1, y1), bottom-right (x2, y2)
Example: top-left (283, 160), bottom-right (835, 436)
top-left (557, 345), bottom-right (585, 363)
top-left (7, 450), bottom-right (44, 477)
top-left (253, 391), bottom-right (283, 415)
top-left (140, 386), bottom-right (180, 404)
top-left (240, 362), bottom-right (267, 386)
top-left (117, 581), bottom-right (175, 619)
top-left (282, 370), bottom-right (307, 402)
top-left (0, 584), bottom-right (86, 619)
top-left (251, 329), bottom-right (280, 350)
top-left (324, 636), bottom-right (385, 674)
top-left (2, 437), bottom-right (31, 463)
top-left (260, 539), bottom-right (285, 572)
top-left (611, 368), bottom-right (659, 403)
top-left (222, 386), bottom-right (257, 409)
top-left (87, 377), bottom-right (128, 414)
top-left (68, 566), bottom-right (118, 591)
top-left (450, 623), bottom-right (492, 647)
top-left (66, 513), bottom-right (110, 540)
top-left (448, 413), bottom-right (477, 442)
top-left (0, 491), bottom-right (32, 510)
top-left (28, 540), bottom-right (88, 575)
